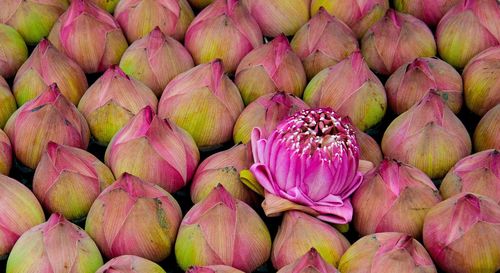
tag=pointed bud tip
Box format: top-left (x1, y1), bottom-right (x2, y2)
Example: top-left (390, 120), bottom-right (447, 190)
top-left (38, 39), bottom-right (52, 53)
top-left (209, 184), bottom-right (237, 209)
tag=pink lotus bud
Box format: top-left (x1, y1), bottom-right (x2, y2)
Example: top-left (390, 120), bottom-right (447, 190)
top-left (175, 185), bottom-right (271, 272)
top-left (272, 211), bottom-right (350, 270)
top-left (233, 91), bottom-right (309, 144)
top-left (78, 66), bottom-right (158, 145)
top-left (310, 0), bottom-right (389, 38)
top-left (440, 150), bottom-right (500, 203)
top-left (362, 9), bottom-right (436, 75)
top-left (474, 105), bottom-right (500, 152)
top-left (86, 173), bottom-right (182, 261)
top-left (0, 175), bottom-right (45, 256)
top-left (352, 159), bottom-right (442, 238)
top-left (462, 46), bottom-right (500, 116)
top-left (0, 0), bottom-right (68, 45)
top-left (187, 0), bottom-right (213, 9)
top-left (339, 232), bottom-right (437, 273)
top-left (0, 24), bottom-right (27, 78)
top-left (277, 248), bottom-right (340, 273)
top-left (0, 76), bottom-right (16, 129)
top-left (7, 213), bottom-right (103, 272)
top-left (191, 144), bottom-right (258, 204)
top-left (187, 265), bottom-right (244, 273)
top-left (114, 0), bottom-right (194, 42)
top-left (423, 193), bottom-right (500, 273)
top-left (0, 129), bottom-right (12, 175)
top-left (382, 91), bottom-right (471, 179)
top-left (242, 0), bottom-right (310, 37)
top-left (48, 0), bottom-right (128, 74)
top-left (33, 142), bottom-right (115, 220)
top-left (394, 0), bottom-right (461, 27)
top-left (88, 0), bottom-right (119, 12)
top-left (291, 8), bottom-right (359, 79)
top-left (436, 0), bottom-right (500, 68)
top-left (4, 84), bottom-right (90, 169)
top-left (13, 39), bottom-right (88, 106)
top-left (105, 106), bottom-right (199, 193)
top-left (303, 52), bottom-right (387, 131)
top-left (185, 0), bottom-right (263, 73)
top-left (158, 60), bottom-right (244, 148)
top-left (354, 127), bottom-right (383, 166)
top-left (96, 255), bottom-right (166, 273)
top-left (235, 35), bottom-right (307, 104)
top-left (119, 27), bottom-right (195, 97)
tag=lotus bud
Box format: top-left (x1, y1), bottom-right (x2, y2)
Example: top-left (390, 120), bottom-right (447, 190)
top-left (119, 27), bottom-right (195, 97)
top-left (272, 211), bottom-right (350, 270)
top-left (233, 91), bottom-right (309, 144)
top-left (436, 0), bottom-right (500, 69)
top-left (185, 0), bottom-right (263, 73)
top-left (423, 193), bottom-right (500, 273)
top-left (0, 175), bottom-right (45, 256)
top-left (291, 8), bottom-right (359, 79)
top-left (462, 46), bottom-right (500, 116)
top-left (5, 84), bottom-right (90, 169)
top-left (105, 106), bottom-right (199, 192)
top-left (440, 150), bottom-right (500, 203)
top-left (354, 127), bottom-right (383, 166)
top-left (96, 255), bottom-right (166, 273)
top-left (187, 265), bottom-right (244, 273)
top-left (13, 39), bottom-right (88, 106)
top-left (0, 0), bottom-right (68, 45)
top-left (474, 105), bottom-right (500, 151)
top-left (242, 0), bottom-right (310, 37)
top-left (303, 52), bottom-right (387, 131)
top-left (361, 10), bottom-right (436, 75)
top-left (7, 213), bottom-right (103, 273)
top-left (352, 159), bottom-right (442, 238)
top-left (0, 129), bottom-right (12, 175)
top-left (158, 60), bottom-right (244, 148)
top-left (89, 0), bottom-right (119, 13)
top-left (382, 91), bottom-right (471, 179)
top-left (187, 0), bottom-right (214, 9)
top-left (78, 66), bottom-right (158, 145)
top-left (0, 24), bottom-right (27, 78)
top-left (33, 142), bottom-right (115, 220)
top-left (0, 76), bottom-right (16, 129)
top-left (175, 185), bottom-right (271, 272)
top-left (310, 0), bottom-right (389, 38)
top-left (338, 232), bottom-right (437, 273)
top-left (385, 57), bottom-right (463, 114)
top-left (48, 0), bottom-right (128, 74)
top-left (277, 248), bottom-right (340, 273)
top-left (393, 0), bottom-right (461, 27)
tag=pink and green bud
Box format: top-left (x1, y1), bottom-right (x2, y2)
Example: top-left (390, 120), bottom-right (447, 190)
top-left (0, 76), bottom-right (16, 129)
top-left (339, 232), bottom-right (437, 273)
top-left (0, 129), bottom-right (12, 175)
top-left (423, 193), bottom-right (500, 273)
top-left (187, 265), bottom-right (244, 273)
top-left (474, 105), bottom-right (500, 152)
top-left (33, 142), bottom-right (115, 221)
top-left (277, 248), bottom-right (340, 273)
top-left (48, 0), bottom-right (128, 74)
top-left (185, 0), bottom-right (263, 73)
top-left (354, 127), bottom-right (383, 166)
top-left (382, 91), bottom-right (472, 179)
top-left (5, 84), bottom-right (90, 169)
top-left (0, 24), bottom-right (27, 79)
top-left (119, 27), bottom-right (195, 97)
top-left (187, 0), bottom-right (214, 9)
top-left (96, 255), bottom-right (166, 273)
top-left (78, 65), bottom-right (158, 145)
top-left (158, 60), bottom-right (244, 149)
top-left (13, 39), bottom-right (88, 106)
top-left (291, 8), bottom-right (359, 79)
top-left (393, 0), bottom-right (461, 27)
top-left (303, 52), bottom-right (387, 131)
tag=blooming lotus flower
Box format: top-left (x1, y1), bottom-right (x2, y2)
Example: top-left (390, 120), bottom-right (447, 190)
top-left (436, 0), bottom-right (500, 68)
top-left (78, 66), bottom-right (158, 145)
top-left (0, 175), bottom-right (45, 256)
top-left (393, 0), bottom-right (461, 27)
top-left (291, 8), bottom-right (359, 79)
top-left (423, 193), bottom-right (500, 273)
top-left (187, 265), bottom-right (244, 273)
top-left (0, 24), bottom-right (27, 78)
top-left (303, 52), bottom-right (387, 131)
top-left (235, 35), bottom-right (307, 104)
top-left (354, 127), bottom-right (382, 166)
top-left (272, 211), bottom-right (350, 270)
top-left (175, 185), bottom-right (272, 272)
top-left (0, 0), bottom-right (68, 45)
top-left (0, 129), bottom-right (12, 175)
top-left (96, 255), bottom-right (166, 273)
top-left (0, 76), bottom-right (16, 129)
top-left (119, 27), bottom-right (195, 97)
top-left (338, 232), bottom-right (437, 273)
top-left (158, 60), bottom-right (244, 148)
top-left (233, 91), bottom-right (309, 144)
top-left (187, 0), bottom-right (213, 9)
top-left (185, 0), bottom-right (263, 73)
top-left (33, 142), bottom-right (115, 220)
top-left (382, 91), bottom-right (471, 179)
top-left (474, 105), bottom-right (500, 152)
top-left (86, 173), bottom-right (182, 261)
top-left (5, 84), bottom-right (90, 169)
top-left (277, 248), bottom-right (340, 273)
top-left (7, 213), bottom-right (103, 273)
top-left (13, 39), bottom-right (88, 106)
top-left (48, 0), bottom-right (128, 73)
